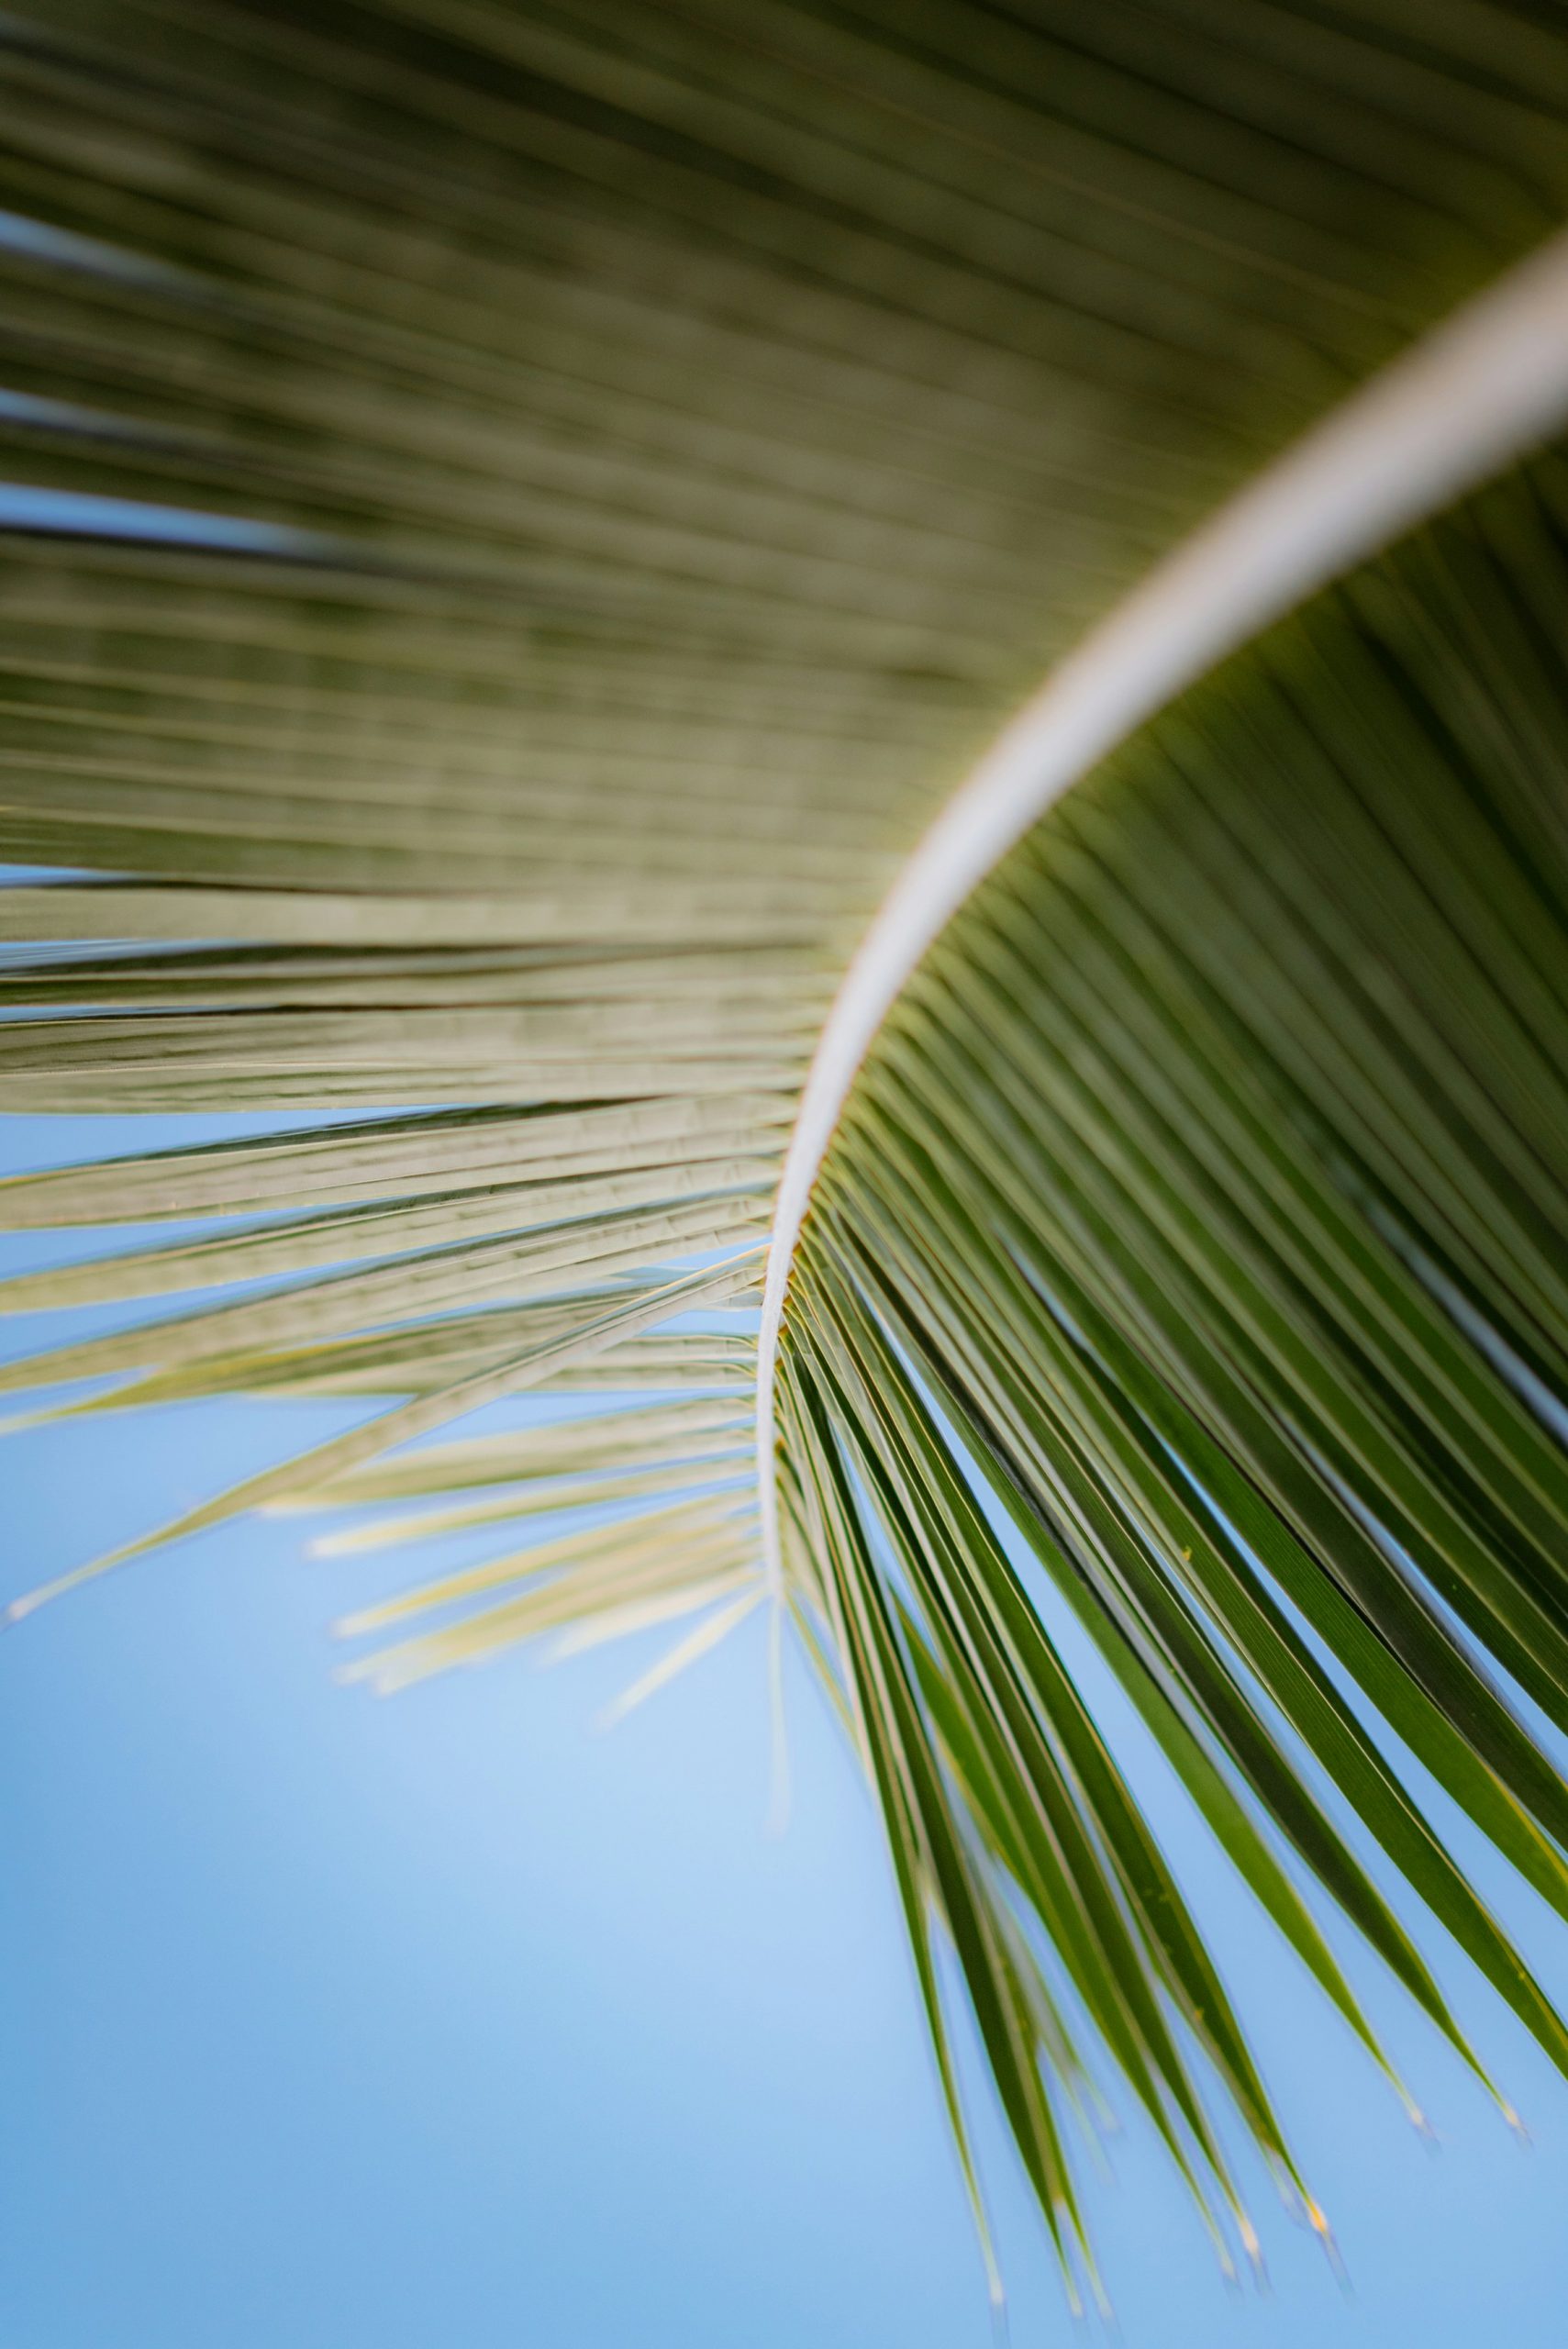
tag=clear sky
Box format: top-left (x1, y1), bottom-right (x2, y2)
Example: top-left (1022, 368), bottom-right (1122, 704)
top-left (4, 1110), bottom-right (1567, 2349)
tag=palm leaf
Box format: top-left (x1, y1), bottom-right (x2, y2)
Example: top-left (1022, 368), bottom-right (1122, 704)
top-left (7, 0), bottom-right (1568, 2307)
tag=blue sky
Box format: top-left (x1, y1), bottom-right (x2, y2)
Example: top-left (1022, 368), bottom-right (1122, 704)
top-left (4, 1110), bottom-right (1568, 2348)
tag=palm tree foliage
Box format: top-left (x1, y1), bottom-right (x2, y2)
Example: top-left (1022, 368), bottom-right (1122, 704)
top-left (781, 453), bottom-right (1568, 2287)
top-left (5, 0), bottom-right (1568, 2305)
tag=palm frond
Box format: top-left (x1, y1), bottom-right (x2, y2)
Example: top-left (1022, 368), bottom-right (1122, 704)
top-left (7, 0), bottom-right (1568, 2309)
top-left (780, 448), bottom-right (1568, 2257)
